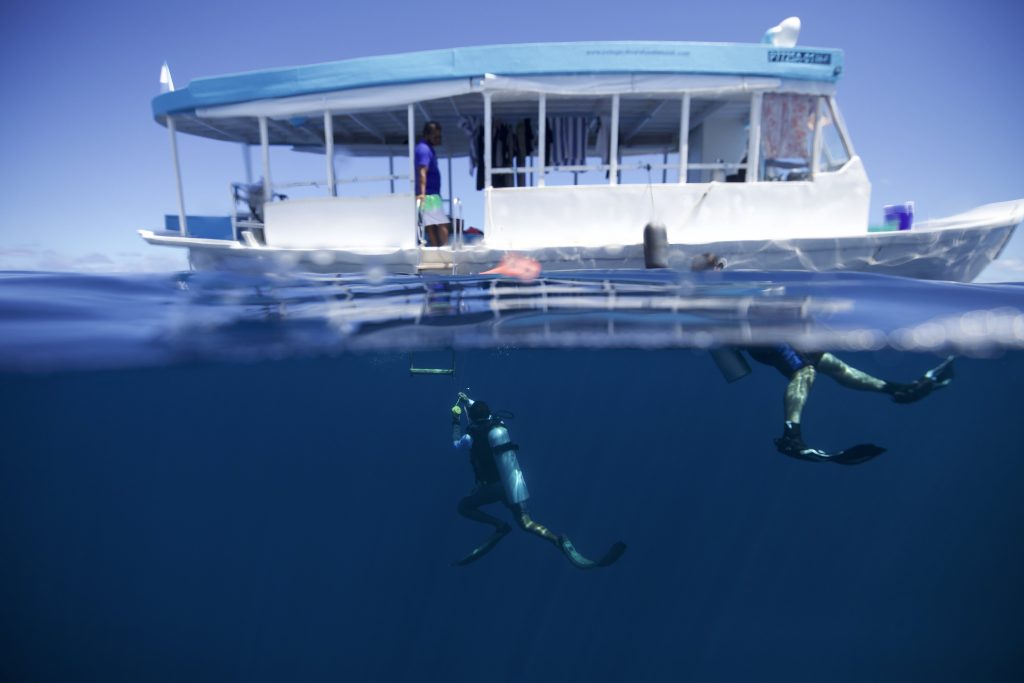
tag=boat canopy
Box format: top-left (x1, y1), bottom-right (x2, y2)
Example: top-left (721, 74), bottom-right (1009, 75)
top-left (154, 41), bottom-right (843, 155)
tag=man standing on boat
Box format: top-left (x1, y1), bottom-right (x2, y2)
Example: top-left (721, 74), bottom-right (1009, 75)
top-left (449, 392), bottom-right (626, 569)
top-left (415, 121), bottom-right (450, 247)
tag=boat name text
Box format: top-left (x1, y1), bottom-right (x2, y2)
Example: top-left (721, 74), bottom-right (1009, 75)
top-left (767, 50), bottom-right (832, 65)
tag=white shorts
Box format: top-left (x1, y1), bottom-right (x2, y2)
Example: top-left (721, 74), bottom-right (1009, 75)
top-left (419, 194), bottom-right (449, 226)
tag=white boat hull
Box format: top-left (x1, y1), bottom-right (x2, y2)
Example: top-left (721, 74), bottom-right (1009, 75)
top-left (139, 199), bottom-right (1022, 282)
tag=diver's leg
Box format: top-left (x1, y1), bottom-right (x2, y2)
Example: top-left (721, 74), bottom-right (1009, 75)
top-left (457, 484), bottom-right (511, 532)
top-left (816, 353), bottom-right (888, 391)
top-left (454, 484), bottom-right (513, 566)
top-left (510, 503), bottom-right (560, 545)
top-left (783, 364), bottom-right (816, 425)
top-left (775, 365), bottom-right (826, 459)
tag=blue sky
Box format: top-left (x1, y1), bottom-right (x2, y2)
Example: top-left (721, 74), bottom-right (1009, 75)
top-left (1, 0), bottom-right (1022, 279)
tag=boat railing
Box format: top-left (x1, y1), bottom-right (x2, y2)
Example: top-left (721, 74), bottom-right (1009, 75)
top-left (452, 198), bottom-right (464, 250)
top-left (489, 161), bottom-right (747, 184)
top-left (273, 173), bottom-right (411, 192)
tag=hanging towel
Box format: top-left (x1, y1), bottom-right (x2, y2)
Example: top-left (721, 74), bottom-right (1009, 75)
top-left (548, 115), bottom-right (590, 167)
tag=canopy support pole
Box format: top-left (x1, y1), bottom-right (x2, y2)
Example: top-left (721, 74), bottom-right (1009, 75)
top-left (609, 94), bottom-right (620, 185)
top-left (483, 93), bottom-right (493, 189)
top-left (408, 104), bottom-right (417, 238)
top-left (447, 152), bottom-right (453, 213)
top-left (242, 144), bottom-right (253, 184)
top-left (810, 96), bottom-right (824, 179)
top-left (324, 111), bottom-right (336, 196)
top-left (258, 116), bottom-right (272, 202)
top-left (678, 93), bottom-right (690, 184)
top-left (746, 93), bottom-right (762, 183)
top-left (167, 117), bottom-right (187, 236)
top-left (537, 94), bottom-right (546, 188)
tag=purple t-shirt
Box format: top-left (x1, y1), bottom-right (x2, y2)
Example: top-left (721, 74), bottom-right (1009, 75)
top-left (414, 140), bottom-right (441, 195)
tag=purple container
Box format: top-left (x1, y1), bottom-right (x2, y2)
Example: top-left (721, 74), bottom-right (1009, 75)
top-left (883, 202), bottom-right (915, 231)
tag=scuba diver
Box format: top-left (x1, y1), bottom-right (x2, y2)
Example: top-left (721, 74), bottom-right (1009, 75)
top-left (450, 392), bottom-right (626, 569)
top-left (750, 348), bottom-right (955, 464)
top-left (689, 253), bottom-right (955, 464)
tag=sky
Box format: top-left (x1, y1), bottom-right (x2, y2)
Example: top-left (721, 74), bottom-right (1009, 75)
top-left (0, 0), bottom-right (1022, 279)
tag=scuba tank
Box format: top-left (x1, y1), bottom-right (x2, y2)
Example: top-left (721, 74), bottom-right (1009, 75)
top-left (457, 390), bottom-right (529, 504)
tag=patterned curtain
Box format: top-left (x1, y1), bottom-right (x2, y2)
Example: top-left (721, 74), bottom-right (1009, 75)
top-left (761, 94), bottom-right (816, 160)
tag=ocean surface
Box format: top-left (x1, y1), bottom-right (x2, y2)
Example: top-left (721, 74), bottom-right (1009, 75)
top-left (2, 268), bottom-right (1023, 682)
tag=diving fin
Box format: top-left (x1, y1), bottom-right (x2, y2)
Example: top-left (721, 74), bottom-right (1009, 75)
top-left (455, 525), bottom-right (511, 566)
top-left (559, 536), bottom-right (627, 569)
top-left (775, 435), bottom-right (886, 465)
top-left (774, 435), bottom-right (831, 462)
top-left (890, 356), bottom-right (955, 404)
top-left (828, 443), bottom-right (887, 465)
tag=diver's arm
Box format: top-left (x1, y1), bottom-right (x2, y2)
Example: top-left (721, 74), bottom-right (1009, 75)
top-left (452, 404), bottom-right (471, 449)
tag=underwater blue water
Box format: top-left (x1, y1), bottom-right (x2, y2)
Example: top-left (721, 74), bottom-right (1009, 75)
top-left (2, 269), bottom-right (1023, 682)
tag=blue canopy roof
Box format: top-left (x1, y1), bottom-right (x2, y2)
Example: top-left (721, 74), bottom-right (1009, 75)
top-left (152, 41), bottom-right (843, 118)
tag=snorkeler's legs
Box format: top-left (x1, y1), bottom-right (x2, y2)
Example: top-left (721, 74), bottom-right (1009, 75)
top-left (816, 353), bottom-right (888, 391)
top-left (784, 365), bottom-right (816, 424)
top-left (774, 366), bottom-right (821, 457)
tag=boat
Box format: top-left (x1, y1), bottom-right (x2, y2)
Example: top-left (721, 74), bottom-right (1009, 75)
top-left (140, 18), bottom-right (1023, 281)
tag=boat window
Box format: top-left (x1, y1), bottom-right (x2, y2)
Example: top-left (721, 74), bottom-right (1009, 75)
top-left (759, 93), bottom-right (816, 181)
top-left (485, 98), bottom-right (551, 187)
top-left (482, 95), bottom-right (615, 188)
top-left (817, 98), bottom-right (852, 172)
top-left (268, 143), bottom-right (340, 199)
top-left (687, 95), bottom-right (752, 183)
top-left (483, 95), bottom-right (690, 187)
top-left (616, 97), bottom-right (684, 184)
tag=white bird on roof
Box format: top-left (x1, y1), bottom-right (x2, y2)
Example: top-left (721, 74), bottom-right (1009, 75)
top-left (763, 17), bottom-right (801, 47)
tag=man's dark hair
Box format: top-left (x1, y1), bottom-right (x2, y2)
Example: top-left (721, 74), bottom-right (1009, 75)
top-left (422, 121), bottom-right (441, 137)
top-left (468, 401), bottom-right (490, 421)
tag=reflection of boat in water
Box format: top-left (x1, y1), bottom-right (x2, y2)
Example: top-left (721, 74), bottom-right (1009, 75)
top-left (140, 18), bottom-right (1022, 282)
top-left (170, 269), bottom-right (1024, 361)
top-left (203, 270), bottom-right (844, 352)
